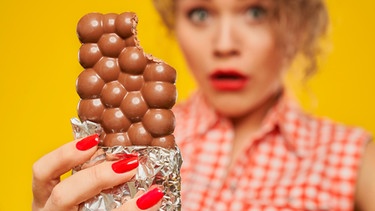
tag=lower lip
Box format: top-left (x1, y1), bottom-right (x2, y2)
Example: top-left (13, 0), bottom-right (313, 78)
top-left (210, 78), bottom-right (248, 91)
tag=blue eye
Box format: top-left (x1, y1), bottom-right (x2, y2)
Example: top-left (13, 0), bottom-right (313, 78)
top-left (247, 6), bottom-right (266, 20)
top-left (188, 8), bottom-right (209, 23)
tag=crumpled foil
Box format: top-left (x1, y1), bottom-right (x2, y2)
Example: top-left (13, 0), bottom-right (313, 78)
top-left (71, 118), bottom-right (182, 211)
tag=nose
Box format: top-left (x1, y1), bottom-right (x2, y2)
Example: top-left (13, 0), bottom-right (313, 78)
top-left (213, 17), bottom-right (239, 58)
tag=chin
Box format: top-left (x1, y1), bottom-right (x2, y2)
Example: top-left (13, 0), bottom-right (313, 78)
top-left (205, 94), bottom-right (251, 117)
top-left (215, 105), bottom-right (250, 118)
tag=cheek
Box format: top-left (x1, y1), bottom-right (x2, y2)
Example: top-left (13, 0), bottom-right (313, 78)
top-left (252, 33), bottom-right (278, 62)
top-left (264, 32), bottom-right (289, 70)
top-left (252, 32), bottom-right (286, 74)
top-left (176, 33), bottom-right (193, 63)
top-left (176, 27), bottom-right (207, 79)
top-left (245, 30), bottom-right (287, 91)
top-left (176, 24), bottom-right (192, 60)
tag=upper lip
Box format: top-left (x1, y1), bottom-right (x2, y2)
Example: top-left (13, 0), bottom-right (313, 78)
top-left (210, 69), bottom-right (248, 80)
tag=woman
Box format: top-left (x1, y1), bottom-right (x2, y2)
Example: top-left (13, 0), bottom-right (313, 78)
top-left (32, 0), bottom-right (375, 210)
top-left (164, 0), bottom-right (375, 210)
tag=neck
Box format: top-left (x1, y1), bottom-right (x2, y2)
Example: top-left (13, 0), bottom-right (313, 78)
top-left (228, 89), bottom-right (282, 170)
top-left (231, 89), bottom-right (282, 135)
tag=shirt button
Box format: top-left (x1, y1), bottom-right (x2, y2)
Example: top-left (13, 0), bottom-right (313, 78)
top-left (230, 181), bottom-right (236, 192)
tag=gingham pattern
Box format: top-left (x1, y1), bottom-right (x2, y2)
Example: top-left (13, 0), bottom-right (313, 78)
top-left (173, 91), bottom-right (371, 211)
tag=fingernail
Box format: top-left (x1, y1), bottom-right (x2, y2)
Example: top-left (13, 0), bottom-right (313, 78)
top-left (111, 156), bottom-right (138, 174)
top-left (136, 187), bottom-right (164, 210)
top-left (76, 134), bottom-right (99, 151)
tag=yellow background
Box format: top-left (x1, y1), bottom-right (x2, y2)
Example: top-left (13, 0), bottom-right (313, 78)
top-left (0, 0), bottom-right (374, 210)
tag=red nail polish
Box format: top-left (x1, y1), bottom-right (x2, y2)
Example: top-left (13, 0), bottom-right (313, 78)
top-left (76, 134), bottom-right (99, 151)
top-left (136, 188), bottom-right (164, 210)
top-left (111, 157), bottom-right (139, 174)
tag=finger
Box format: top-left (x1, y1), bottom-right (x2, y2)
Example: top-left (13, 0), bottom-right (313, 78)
top-left (114, 187), bottom-right (164, 211)
top-left (32, 134), bottom-right (99, 208)
top-left (44, 156), bottom-right (139, 210)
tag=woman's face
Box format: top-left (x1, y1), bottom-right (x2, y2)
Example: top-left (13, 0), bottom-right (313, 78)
top-left (175, 0), bottom-right (289, 118)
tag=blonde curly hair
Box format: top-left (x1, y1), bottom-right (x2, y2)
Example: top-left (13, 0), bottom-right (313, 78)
top-left (152, 0), bottom-right (329, 79)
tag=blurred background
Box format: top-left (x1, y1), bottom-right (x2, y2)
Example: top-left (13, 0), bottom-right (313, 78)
top-left (0, 0), bottom-right (374, 210)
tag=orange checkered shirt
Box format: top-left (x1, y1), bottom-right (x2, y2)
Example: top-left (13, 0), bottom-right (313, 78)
top-left (173, 91), bottom-right (371, 211)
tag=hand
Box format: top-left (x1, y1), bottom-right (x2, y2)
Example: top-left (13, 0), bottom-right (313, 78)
top-left (32, 134), bottom-right (163, 211)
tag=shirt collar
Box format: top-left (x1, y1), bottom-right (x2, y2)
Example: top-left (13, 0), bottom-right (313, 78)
top-left (188, 90), bottom-right (312, 158)
top-left (263, 92), bottom-right (313, 158)
top-left (185, 91), bottom-right (221, 135)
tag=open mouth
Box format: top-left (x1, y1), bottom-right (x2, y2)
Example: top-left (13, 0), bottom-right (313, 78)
top-left (209, 70), bottom-right (249, 91)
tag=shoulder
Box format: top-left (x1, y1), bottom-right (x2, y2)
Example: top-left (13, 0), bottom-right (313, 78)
top-left (284, 97), bottom-right (370, 143)
top-left (355, 141), bottom-right (375, 210)
top-left (277, 96), bottom-right (371, 148)
top-left (172, 92), bottom-right (219, 144)
top-left (311, 115), bottom-right (370, 146)
top-left (277, 97), bottom-right (372, 173)
top-left (172, 91), bottom-right (203, 126)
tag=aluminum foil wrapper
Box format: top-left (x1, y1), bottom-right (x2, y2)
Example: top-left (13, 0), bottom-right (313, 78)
top-left (71, 118), bottom-right (182, 211)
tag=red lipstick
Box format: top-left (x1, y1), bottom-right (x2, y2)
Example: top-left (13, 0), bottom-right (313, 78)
top-left (209, 69), bottom-right (249, 91)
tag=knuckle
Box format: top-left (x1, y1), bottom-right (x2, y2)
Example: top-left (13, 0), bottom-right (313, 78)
top-left (49, 187), bottom-right (67, 208)
top-left (87, 165), bottom-right (107, 190)
top-left (88, 165), bottom-right (102, 182)
top-left (32, 161), bottom-right (45, 181)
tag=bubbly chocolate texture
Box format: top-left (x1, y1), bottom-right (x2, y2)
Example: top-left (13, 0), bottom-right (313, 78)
top-left (76, 12), bottom-right (177, 149)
